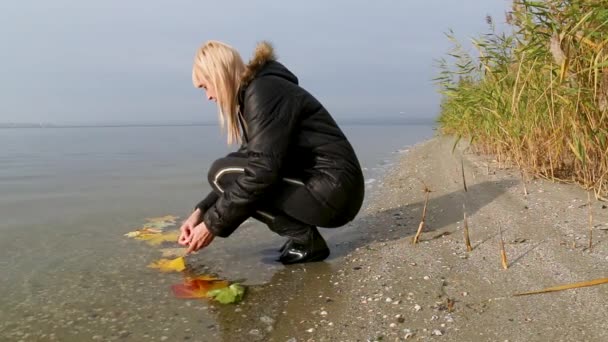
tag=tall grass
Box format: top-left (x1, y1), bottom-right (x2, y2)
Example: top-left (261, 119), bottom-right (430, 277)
top-left (436, 0), bottom-right (608, 198)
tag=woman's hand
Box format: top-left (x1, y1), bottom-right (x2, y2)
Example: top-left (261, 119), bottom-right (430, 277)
top-left (186, 222), bottom-right (215, 254)
top-left (178, 209), bottom-right (202, 246)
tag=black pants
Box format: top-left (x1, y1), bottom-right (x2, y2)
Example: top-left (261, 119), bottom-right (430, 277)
top-left (202, 152), bottom-right (336, 238)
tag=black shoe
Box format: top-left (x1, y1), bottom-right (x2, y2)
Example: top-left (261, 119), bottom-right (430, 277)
top-left (279, 227), bottom-right (330, 265)
top-left (278, 239), bottom-right (293, 253)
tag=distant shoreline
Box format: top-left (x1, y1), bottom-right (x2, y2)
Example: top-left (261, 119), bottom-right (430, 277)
top-left (0, 118), bottom-right (437, 129)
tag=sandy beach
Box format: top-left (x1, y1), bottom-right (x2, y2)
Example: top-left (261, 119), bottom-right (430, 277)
top-left (214, 135), bottom-right (608, 342)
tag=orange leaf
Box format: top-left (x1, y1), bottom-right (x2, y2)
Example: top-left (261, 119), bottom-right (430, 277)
top-left (171, 275), bottom-right (229, 299)
top-left (148, 257), bottom-right (186, 272)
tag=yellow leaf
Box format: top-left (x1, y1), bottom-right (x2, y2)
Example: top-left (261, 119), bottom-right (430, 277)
top-left (135, 231), bottom-right (180, 246)
top-left (148, 257), bottom-right (186, 272)
top-left (514, 277), bottom-right (608, 296)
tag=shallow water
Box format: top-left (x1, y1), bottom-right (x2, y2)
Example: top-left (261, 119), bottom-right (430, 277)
top-left (0, 123), bottom-right (434, 341)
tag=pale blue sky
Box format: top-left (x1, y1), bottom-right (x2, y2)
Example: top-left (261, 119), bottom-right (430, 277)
top-left (0, 0), bottom-right (510, 124)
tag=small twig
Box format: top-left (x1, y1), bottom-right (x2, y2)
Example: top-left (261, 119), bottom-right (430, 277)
top-left (520, 168), bottom-right (529, 197)
top-left (412, 185), bottom-right (431, 245)
top-left (499, 225), bottom-right (508, 270)
top-left (461, 159), bottom-right (472, 252)
top-left (463, 210), bottom-right (473, 252)
top-left (461, 158), bottom-right (468, 192)
top-left (588, 190), bottom-right (593, 251)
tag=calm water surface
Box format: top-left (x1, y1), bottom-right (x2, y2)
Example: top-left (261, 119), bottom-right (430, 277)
top-left (0, 123), bottom-right (434, 341)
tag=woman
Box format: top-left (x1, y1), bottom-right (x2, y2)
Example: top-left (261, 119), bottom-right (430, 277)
top-left (178, 40), bottom-right (364, 264)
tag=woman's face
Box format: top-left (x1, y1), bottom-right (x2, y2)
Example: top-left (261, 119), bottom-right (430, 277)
top-left (194, 76), bottom-right (217, 103)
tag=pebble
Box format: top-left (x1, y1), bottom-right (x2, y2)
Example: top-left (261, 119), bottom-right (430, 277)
top-left (432, 329), bottom-right (443, 336)
top-left (249, 329), bottom-right (261, 336)
top-left (160, 337), bottom-right (168, 341)
top-left (390, 323), bottom-right (397, 328)
top-left (385, 298), bottom-right (393, 303)
top-left (286, 338), bottom-right (297, 342)
top-left (260, 316), bottom-right (275, 324)
top-left (423, 276), bottom-right (430, 280)
top-left (404, 329), bottom-right (415, 339)
top-left (320, 311), bottom-right (328, 316)
top-left (306, 328), bottom-right (315, 333)
top-left (414, 304), bottom-right (422, 312)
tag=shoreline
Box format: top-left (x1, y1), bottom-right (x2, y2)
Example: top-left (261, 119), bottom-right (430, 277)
top-left (242, 135), bottom-right (608, 341)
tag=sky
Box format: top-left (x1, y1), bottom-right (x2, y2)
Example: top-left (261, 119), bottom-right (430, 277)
top-left (0, 0), bottom-right (511, 125)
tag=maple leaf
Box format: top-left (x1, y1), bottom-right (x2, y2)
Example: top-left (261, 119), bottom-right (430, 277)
top-left (171, 275), bottom-right (230, 299)
top-left (207, 283), bottom-right (246, 304)
top-left (148, 257), bottom-right (186, 272)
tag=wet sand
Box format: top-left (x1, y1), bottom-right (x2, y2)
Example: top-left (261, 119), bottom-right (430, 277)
top-left (250, 136), bottom-right (608, 341)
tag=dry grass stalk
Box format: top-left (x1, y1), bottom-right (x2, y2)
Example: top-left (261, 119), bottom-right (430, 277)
top-left (461, 159), bottom-right (473, 251)
top-left (437, 2), bottom-right (608, 198)
top-left (412, 185), bottom-right (431, 245)
top-left (499, 226), bottom-right (508, 270)
top-left (514, 277), bottom-right (608, 296)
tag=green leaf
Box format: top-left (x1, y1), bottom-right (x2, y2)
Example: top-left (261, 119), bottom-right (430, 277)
top-left (207, 283), bottom-right (246, 304)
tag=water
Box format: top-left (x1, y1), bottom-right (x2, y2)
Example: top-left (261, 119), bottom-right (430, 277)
top-left (0, 123), bottom-right (434, 341)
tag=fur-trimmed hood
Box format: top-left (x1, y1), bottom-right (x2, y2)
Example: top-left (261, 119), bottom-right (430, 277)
top-left (240, 41), bottom-right (298, 88)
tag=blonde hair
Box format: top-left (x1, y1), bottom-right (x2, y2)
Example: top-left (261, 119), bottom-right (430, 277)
top-left (192, 41), bottom-right (245, 144)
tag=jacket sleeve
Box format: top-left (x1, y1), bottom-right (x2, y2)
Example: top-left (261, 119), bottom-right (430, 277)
top-left (194, 191), bottom-right (219, 213)
top-left (203, 78), bottom-right (298, 237)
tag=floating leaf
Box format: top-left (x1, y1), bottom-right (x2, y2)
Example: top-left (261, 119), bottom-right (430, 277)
top-left (207, 283), bottom-right (246, 304)
top-left (124, 227), bottom-right (162, 238)
top-left (125, 215), bottom-right (179, 240)
top-left (159, 248), bottom-right (186, 258)
top-left (514, 278), bottom-right (608, 296)
top-left (148, 257), bottom-right (186, 272)
top-left (142, 215), bottom-right (179, 230)
top-left (136, 231), bottom-right (180, 246)
top-left (171, 276), bottom-right (230, 299)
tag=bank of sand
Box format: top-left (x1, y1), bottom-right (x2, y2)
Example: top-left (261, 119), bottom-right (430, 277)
top-left (257, 135), bottom-right (608, 341)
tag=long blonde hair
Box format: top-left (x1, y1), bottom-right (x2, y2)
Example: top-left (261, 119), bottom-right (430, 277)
top-left (192, 41), bottom-right (245, 144)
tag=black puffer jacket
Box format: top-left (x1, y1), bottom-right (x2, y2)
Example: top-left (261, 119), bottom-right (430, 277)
top-left (201, 42), bottom-right (364, 238)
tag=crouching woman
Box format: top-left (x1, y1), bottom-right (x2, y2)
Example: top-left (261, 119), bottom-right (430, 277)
top-left (178, 40), bottom-right (364, 264)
